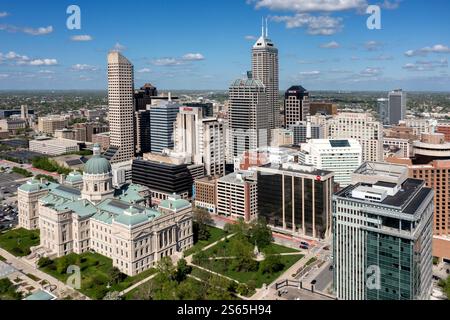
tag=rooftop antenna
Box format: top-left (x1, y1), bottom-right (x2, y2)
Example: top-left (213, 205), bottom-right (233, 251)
top-left (261, 17), bottom-right (264, 37)
top-left (265, 17), bottom-right (269, 38)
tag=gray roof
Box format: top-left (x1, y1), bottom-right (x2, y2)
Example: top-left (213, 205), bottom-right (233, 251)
top-left (230, 79), bottom-right (265, 88)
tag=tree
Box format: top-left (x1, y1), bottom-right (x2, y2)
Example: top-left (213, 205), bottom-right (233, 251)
top-left (206, 275), bottom-right (233, 300)
top-left (175, 279), bottom-right (202, 300)
top-left (109, 267), bottom-right (126, 285)
top-left (229, 239), bottom-right (258, 272)
top-left (193, 208), bottom-right (213, 241)
top-left (249, 218), bottom-right (273, 249)
top-left (156, 257), bottom-right (176, 280)
top-left (439, 276), bottom-right (450, 299)
top-left (175, 259), bottom-right (192, 283)
top-left (259, 255), bottom-right (284, 274)
top-left (56, 256), bottom-right (71, 274)
top-left (192, 250), bottom-right (208, 266)
top-left (37, 257), bottom-right (53, 268)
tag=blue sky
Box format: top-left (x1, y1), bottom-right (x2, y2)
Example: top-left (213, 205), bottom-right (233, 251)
top-left (0, 0), bottom-right (449, 91)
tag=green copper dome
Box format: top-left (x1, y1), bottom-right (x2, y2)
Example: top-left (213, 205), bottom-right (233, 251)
top-left (84, 144), bottom-right (112, 175)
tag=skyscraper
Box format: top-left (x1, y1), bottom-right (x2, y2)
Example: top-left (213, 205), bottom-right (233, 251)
top-left (228, 78), bottom-right (269, 162)
top-left (255, 163), bottom-right (334, 239)
top-left (252, 20), bottom-right (279, 129)
top-left (134, 83), bottom-right (158, 112)
top-left (299, 139), bottom-right (362, 188)
top-left (388, 89), bottom-right (407, 126)
top-left (149, 99), bottom-right (180, 154)
top-left (327, 113), bottom-right (384, 163)
top-left (105, 51), bottom-right (135, 163)
top-left (333, 162), bottom-right (433, 300)
top-left (174, 106), bottom-right (225, 177)
top-left (284, 85), bottom-right (310, 127)
top-left (377, 98), bottom-right (389, 125)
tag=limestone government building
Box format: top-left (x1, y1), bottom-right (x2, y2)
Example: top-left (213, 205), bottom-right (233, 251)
top-left (17, 144), bottom-right (194, 276)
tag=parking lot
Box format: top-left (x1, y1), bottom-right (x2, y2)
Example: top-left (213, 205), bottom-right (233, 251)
top-left (0, 172), bottom-right (25, 195)
top-left (0, 172), bottom-right (22, 231)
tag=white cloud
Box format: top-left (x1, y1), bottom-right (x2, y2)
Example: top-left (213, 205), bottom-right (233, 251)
top-left (0, 12), bottom-right (9, 18)
top-left (369, 54), bottom-right (394, 61)
top-left (182, 53), bottom-right (205, 61)
top-left (71, 64), bottom-right (98, 71)
top-left (403, 59), bottom-right (448, 71)
top-left (271, 14), bottom-right (343, 35)
top-left (0, 73), bottom-right (9, 79)
top-left (320, 41), bottom-right (340, 49)
top-left (360, 67), bottom-right (382, 76)
top-left (251, 0), bottom-right (367, 12)
top-left (0, 24), bottom-right (53, 36)
top-left (38, 70), bottom-right (55, 74)
top-left (300, 70), bottom-right (321, 76)
top-left (405, 44), bottom-right (450, 57)
top-left (299, 59), bottom-right (327, 64)
top-left (152, 53), bottom-right (205, 66)
top-left (1, 51), bottom-right (58, 66)
top-left (365, 40), bottom-right (383, 51)
top-left (137, 68), bottom-right (152, 73)
top-left (71, 35), bottom-right (93, 41)
top-left (380, 0), bottom-right (401, 10)
top-left (152, 58), bottom-right (184, 66)
top-left (28, 59), bottom-right (58, 66)
top-left (245, 35), bottom-right (257, 41)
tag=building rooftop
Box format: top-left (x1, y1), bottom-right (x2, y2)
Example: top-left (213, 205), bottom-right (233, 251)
top-left (159, 195), bottom-right (191, 211)
top-left (230, 78), bottom-right (265, 88)
top-left (258, 162), bottom-right (334, 179)
top-left (24, 290), bottom-right (57, 301)
top-left (219, 171), bottom-right (256, 185)
top-left (335, 178), bottom-right (432, 215)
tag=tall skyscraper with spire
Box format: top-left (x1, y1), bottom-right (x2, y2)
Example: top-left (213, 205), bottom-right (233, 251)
top-left (104, 51), bottom-right (135, 163)
top-left (252, 19), bottom-right (280, 130)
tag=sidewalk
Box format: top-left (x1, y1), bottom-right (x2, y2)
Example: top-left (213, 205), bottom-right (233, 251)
top-left (0, 247), bottom-right (89, 300)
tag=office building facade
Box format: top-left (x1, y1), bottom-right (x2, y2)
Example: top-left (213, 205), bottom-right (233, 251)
top-left (217, 171), bottom-right (257, 222)
top-left (149, 100), bottom-right (180, 154)
top-left (300, 139), bottom-right (362, 188)
top-left (174, 106), bottom-right (225, 177)
top-left (228, 78), bottom-right (270, 162)
top-left (284, 86), bottom-right (310, 127)
top-left (333, 162), bottom-right (433, 300)
top-left (105, 52), bottom-right (135, 163)
top-left (388, 89), bottom-right (407, 126)
top-left (252, 22), bottom-right (279, 129)
top-left (255, 163), bottom-right (334, 239)
top-left (327, 113), bottom-right (384, 162)
top-left (291, 121), bottom-right (324, 145)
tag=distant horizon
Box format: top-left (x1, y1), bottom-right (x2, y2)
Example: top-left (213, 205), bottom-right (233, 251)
top-left (0, 1), bottom-right (449, 91)
top-left (1, 89), bottom-right (450, 94)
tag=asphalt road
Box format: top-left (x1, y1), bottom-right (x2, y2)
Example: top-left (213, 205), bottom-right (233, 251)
top-left (314, 261), bottom-right (333, 292)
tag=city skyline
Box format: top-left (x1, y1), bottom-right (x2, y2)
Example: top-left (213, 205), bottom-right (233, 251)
top-left (0, 0), bottom-right (449, 91)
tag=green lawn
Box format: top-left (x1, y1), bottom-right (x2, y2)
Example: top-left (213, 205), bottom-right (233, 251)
top-left (40, 252), bottom-right (156, 300)
top-left (196, 238), bottom-right (303, 288)
top-left (203, 239), bottom-right (299, 258)
top-left (0, 278), bottom-right (22, 300)
top-left (0, 228), bottom-right (40, 257)
top-left (200, 255), bottom-right (303, 288)
top-left (190, 266), bottom-right (215, 281)
top-left (0, 255), bottom-right (6, 262)
top-left (184, 226), bottom-right (228, 256)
